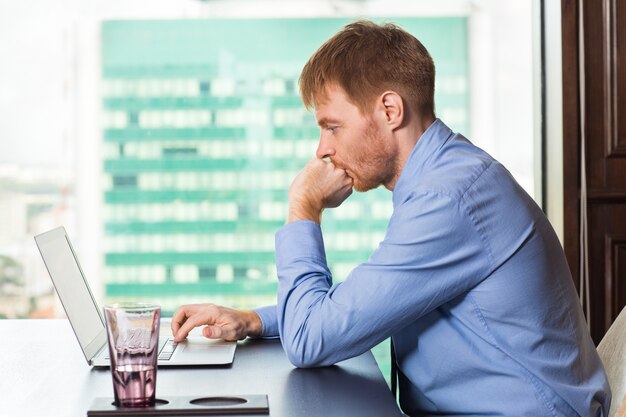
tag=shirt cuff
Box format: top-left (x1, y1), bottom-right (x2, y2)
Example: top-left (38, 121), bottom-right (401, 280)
top-left (253, 305), bottom-right (279, 338)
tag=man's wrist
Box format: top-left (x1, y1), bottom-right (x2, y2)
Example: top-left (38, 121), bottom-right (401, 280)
top-left (287, 200), bottom-right (322, 224)
top-left (246, 311), bottom-right (263, 338)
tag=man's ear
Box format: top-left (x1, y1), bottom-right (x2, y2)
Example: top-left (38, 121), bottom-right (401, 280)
top-left (379, 91), bottom-right (404, 130)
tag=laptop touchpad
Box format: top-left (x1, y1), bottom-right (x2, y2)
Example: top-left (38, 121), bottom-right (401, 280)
top-left (183, 337), bottom-right (230, 348)
top-left (180, 337), bottom-right (236, 358)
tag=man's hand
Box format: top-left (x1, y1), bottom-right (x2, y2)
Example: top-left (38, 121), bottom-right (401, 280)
top-left (288, 159), bottom-right (353, 223)
top-left (171, 304), bottom-right (263, 343)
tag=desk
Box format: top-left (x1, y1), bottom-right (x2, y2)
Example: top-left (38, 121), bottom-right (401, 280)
top-left (0, 320), bottom-right (403, 416)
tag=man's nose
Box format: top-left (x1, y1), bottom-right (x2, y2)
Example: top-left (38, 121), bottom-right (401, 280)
top-left (316, 135), bottom-right (335, 159)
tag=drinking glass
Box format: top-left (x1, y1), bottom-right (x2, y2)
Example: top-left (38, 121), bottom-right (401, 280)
top-left (104, 303), bottom-right (161, 408)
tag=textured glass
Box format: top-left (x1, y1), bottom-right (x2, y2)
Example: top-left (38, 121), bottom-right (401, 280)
top-left (104, 303), bottom-right (161, 408)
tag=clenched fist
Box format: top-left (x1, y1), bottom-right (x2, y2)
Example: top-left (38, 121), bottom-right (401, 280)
top-left (288, 159), bottom-right (353, 223)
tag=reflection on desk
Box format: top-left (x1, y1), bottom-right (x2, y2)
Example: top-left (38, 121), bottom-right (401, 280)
top-left (285, 366), bottom-right (401, 415)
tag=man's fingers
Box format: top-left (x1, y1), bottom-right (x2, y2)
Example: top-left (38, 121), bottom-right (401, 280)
top-left (173, 323), bottom-right (191, 343)
top-left (171, 305), bottom-right (246, 342)
top-left (202, 325), bottom-right (223, 339)
top-left (171, 306), bottom-right (192, 335)
top-left (173, 313), bottom-right (207, 342)
top-left (173, 307), bottom-right (221, 342)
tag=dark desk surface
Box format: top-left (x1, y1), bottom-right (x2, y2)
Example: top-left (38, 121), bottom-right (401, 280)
top-left (0, 320), bottom-right (403, 417)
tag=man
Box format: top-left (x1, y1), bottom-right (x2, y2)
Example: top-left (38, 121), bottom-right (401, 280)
top-left (172, 21), bottom-right (610, 416)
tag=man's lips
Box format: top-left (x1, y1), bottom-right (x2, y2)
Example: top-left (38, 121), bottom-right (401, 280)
top-left (336, 164), bottom-right (353, 179)
top-left (329, 159), bottom-right (354, 180)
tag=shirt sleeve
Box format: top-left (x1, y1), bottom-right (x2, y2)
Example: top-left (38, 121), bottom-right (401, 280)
top-left (253, 305), bottom-right (279, 338)
top-left (275, 191), bottom-right (492, 368)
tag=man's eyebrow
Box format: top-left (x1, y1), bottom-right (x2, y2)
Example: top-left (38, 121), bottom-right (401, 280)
top-left (316, 117), bottom-right (341, 127)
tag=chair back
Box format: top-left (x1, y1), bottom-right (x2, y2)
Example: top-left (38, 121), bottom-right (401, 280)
top-left (598, 308), bottom-right (626, 416)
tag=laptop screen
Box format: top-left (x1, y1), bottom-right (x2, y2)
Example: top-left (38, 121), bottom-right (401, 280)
top-left (35, 228), bottom-right (104, 351)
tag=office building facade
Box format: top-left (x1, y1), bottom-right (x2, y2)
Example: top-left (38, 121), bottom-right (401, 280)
top-left (101, 17), bottom-right (469, 379)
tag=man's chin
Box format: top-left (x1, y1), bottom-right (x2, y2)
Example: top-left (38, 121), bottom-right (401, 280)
top-left (353, 180), bottom-right (380, 193)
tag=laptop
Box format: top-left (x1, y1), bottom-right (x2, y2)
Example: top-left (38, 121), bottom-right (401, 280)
top-left (34, 226), bottom-right (236, 367)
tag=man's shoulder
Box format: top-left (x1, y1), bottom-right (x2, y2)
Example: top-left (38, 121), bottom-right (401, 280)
top-left (412, 134), bottom-right (498, 201)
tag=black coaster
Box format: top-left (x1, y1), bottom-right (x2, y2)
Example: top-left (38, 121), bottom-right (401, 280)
top-left (87, 395), bottom-right (269, 416)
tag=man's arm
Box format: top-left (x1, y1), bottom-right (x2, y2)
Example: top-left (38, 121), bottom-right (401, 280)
top-left (170, 159), bottom-right (348, 342)
top-left (276, 191), bottom-right (492, 368)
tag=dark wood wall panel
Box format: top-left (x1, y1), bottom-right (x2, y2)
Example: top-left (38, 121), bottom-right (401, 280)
top-left (562, 0), bottom-right (581, 290)
top-left (605, 0), bottom-right (626, 199)
top-left (588, 204), bottom-right (609, 335)
top-left (605, 232), bottom-right (626, 323)
top-left (583, 0), bottom-right (607, 191)
top-left (588, 204), bottom-right (626, 336)
top-left (563, 0), bottom-right (626, 344)
top-left (614, 0), bottom-right (626, 157)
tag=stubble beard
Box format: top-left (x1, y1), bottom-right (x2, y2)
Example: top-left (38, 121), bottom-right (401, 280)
top-left (351, 120), bottom-right (399, 192)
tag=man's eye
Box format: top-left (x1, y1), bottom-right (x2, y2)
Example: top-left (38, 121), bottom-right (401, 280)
top-left (326, 126), bottom-right (337, 133)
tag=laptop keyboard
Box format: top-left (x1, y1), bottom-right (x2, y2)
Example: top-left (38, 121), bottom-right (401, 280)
top-left (158, 339), bottom-right (177, 361)
top-left (104, 338), bottom-right (178, 361)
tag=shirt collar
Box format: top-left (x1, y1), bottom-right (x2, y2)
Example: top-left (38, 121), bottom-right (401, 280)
top-left (392, 118), bottom-right (454, 208)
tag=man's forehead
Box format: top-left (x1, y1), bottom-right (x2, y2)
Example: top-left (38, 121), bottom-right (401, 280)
top-left (314, 103), bottom-right (344, 126)
top-left (313, 87), bottom-right (364, 125)
top-left (312, 97), bottom-right (332, 124)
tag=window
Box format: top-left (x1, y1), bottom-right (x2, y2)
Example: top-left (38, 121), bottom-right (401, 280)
top-left (0, 0), bottom-right (537, 386)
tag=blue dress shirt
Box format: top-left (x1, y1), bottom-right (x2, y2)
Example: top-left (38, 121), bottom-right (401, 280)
top-left (255, 119), bottom-right (610, 416)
